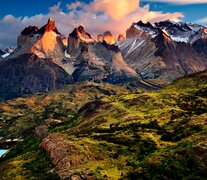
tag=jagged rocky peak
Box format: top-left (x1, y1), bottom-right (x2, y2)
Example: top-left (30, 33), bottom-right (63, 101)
top-left (96, 34), bottom-right (104, 42)
top-left (20, 18), bottom-right (60, 37)
top-left (155, 20), bottom-right (193, 31)
top-left (154, 19), bottom-right (204, 43)
top-left (96, 31), bottom-right (115, 44)
top-left (71, 40), bottom-right (138, 84)
top-left (103, 31), bottom-right (115, 45)
top-left (126, 21), bottom-right (157, 39)
top-left (69, 25), bottom-right (94, 42)
top-left (21, 26), bottom-right (39, 35)
top-left (118, 19), bottom-right (207, 83)
top-left (191, 26), bottom-right (207, 56)
top-left (12, 18), bottom-right (66, 67)
top-left (126, 19), bottom-right (206, 43)
top-left (118, 34), bottom-right (125, 41)
top-left (67, 25), bottom-right (95, 52)
top-left (18, 26), bottom-right (40, 47)
top-left (136, 20), bottom-right (154, 29)
top-left (39, 18), bottom-right (60, 34)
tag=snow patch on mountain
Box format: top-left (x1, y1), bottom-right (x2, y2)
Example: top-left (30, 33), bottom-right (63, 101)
top-left (1, 53), bottom-right (11, 58)
top-left (127, 39), bottom-right (145, 54)
top-left (134, 24), bottom-right (157, 38)
top-left (64, 50), bottom-right (71, 58)
top-left (132, 20), bottom-right (207, 44)
top-left (170, 36), bottom-right (189, 43)
top-left (117, 38), bottom-right (147, 56)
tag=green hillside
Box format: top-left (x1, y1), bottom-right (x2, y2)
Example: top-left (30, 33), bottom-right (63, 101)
top-left (0, 71), bottom-right (207, 179)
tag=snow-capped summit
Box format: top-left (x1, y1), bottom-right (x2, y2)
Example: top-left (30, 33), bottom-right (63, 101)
top-left (154, 20), bottom-right (204, 43)
top-left (117, 19), bottom-right (207, 82)
top-left (127, 20), bottom-right (206, 44)
top-left (126, 21), bottom-right (159, 39)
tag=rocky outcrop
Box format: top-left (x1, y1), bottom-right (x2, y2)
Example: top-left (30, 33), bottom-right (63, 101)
top-left (35, 125), bottom-right (48, 139)
top-left (118, 34), bottom-right (125, 41)
top-left (41, 134), bottom-right (96, 179)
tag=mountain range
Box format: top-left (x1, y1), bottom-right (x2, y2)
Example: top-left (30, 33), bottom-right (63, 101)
top-left (0, 17), bottom-right (207, 179)
top-left (0, 18), bottom-right (206, 100)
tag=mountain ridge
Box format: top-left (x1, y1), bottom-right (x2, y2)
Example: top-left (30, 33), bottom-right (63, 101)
top-left (0, 18), bottom-right (206, 100)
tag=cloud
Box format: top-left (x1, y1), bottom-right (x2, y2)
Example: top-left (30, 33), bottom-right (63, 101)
top-left (89, 0), bottom-right (139, 20)
top-left (142, 0), bottom-right (207, 4)
top-left (196, 16), bottom-right (207, 24)
top-left (0, 0), bottom-right (184, 49)
top-left (66, 1), bottom-right (85, 10)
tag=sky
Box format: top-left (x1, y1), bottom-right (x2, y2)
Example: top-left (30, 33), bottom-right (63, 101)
top-left (0, 0), bottom-right (207, 48)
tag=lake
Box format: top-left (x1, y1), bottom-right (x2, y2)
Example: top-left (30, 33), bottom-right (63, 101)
top-left (0, 149), bottom-right (8, 157)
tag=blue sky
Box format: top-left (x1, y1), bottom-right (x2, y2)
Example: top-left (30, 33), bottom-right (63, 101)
top-left (0, 0), bottom-right (207, 48)
top-left (141, 1), bottom-right (207, 24)
top-left (0, 0), bottom-right (207, 24)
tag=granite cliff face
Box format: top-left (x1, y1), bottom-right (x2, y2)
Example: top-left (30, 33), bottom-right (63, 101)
top-left (67, 26), bottom-right (96, 54)
top-left (72, 42), bottom-right (139, 84)
top-left (66, 26), bottom-right (139, 84)
top-left (13, 18), bottom-right (63, 59)
top-left (0, 19), bottom-right (75, 100)
top-left (0, 53), bottom-right (72, 100)
top-left (10, 18), bottom-right (73, 75)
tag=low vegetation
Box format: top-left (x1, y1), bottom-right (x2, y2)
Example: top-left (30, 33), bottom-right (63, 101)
top-left (0, 71), bottom-right (207, 179)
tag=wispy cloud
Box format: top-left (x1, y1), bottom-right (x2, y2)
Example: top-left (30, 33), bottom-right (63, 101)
top-left (196, 16), bottom-right (207, 24)
top-left (142, 0), bottom-right (207, 4)
top-left (66, 1), bottom-right (85, 10)
top-left (0, 0), bottom-right (184, 48)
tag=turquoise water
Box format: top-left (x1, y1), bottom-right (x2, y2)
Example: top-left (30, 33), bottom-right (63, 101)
top-left (0, 149), bottom-right (8, 157)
